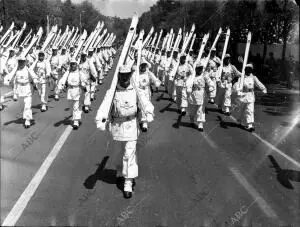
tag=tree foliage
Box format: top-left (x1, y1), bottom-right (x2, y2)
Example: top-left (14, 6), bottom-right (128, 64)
top-left (0, 0), bottom-right (131, 41)
top-left (138, 0), bottom-right (299, 45)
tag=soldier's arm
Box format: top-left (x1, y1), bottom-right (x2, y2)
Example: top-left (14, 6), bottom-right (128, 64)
top-left (46, 61), bottom-right (51, 78)
top-left (204, 74), bottom-right (214, 90)
top-left (148, 70), bottom-right (161, 87)
top-left (57, 70), bottom-right (69, 92)
top-left (254, 76), bottom-right (267, 93)
top-left (89, 60), bottom-right (98, 80)
top-left (27, 67), bottom-right (39, 84)
top-left (233, 65), bottom-right (242, 78)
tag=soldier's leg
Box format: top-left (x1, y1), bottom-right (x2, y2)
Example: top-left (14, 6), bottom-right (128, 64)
top-left (164, 72), bottom-right (169, 93)
top-left (123, 140), bottom-right (138, 197)
top-left (181, 87), bottom-right (188, 114)
top-left (209, 79), bottom-right (217, 103)
top-left (0, 95), bottom-right (4, 110)
top-left (98, 69), bottom-right (104, 85)
top-left (23, 96), bottom-right (33, 128)
top-left (223, 86), bottom-right (232, 114)
top-left (83, 85), bottom-right (91, 112)
top-left (72, 99), bottom-right (82, 129)
top-left (13, 78), bottom-right (18, 101)
top-left (245, 102), bottom-right (255, 130)
top-left (172, 82), bottom-right (177, 102)
top-left (41, 83), bottom-right (48, 111)
top-left (90, 82), bottom-right (97, 101)
top-left (196, 104), bottom-right (205, 131)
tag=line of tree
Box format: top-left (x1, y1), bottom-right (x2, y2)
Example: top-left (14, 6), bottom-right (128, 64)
top-left (138, 0), bottom-right (299, 62)
top-left (0, 0), bottom-right (131, 45)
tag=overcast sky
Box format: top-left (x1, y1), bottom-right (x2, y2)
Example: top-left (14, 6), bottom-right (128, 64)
top-left (66, 0), bottom-right (158, 19)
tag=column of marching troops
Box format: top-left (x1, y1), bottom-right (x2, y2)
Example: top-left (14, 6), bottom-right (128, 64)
top-left (0, 22), bottom-right (116, 129)
top-left (1, 16), bottom-right (269, 199)
top-left (94, 17), bottom-right (268, 199)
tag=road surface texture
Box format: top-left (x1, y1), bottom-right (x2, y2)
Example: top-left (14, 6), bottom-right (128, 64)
top-left (1, 57), bottom-right (300, 227)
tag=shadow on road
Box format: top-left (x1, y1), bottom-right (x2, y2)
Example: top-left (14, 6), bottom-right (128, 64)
top-left (53, 115), bottom-right (72, 127)
top-left (159, 103), bottom-right (177, 113)
top-left (83, 156), bottom-right (116, 190)
top-left (3, 117), bottom-right (25, 126)
top-left (268, 155), bottom-right (300, 190)
top-left (205, 107), bottom-right (222, 113)
top-left (156, 93), bottom-right (172, 102)
top-left (217, 116), bottom-right (245, 130)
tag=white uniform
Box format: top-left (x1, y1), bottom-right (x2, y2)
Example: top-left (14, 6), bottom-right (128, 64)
top-left (208, 56), bottom-right (221, 100)
top-left (174, 63), bottom-right (193, 110)
top-left (217, 64), bottom-right (241, 112)
top-left (134, 69), bottom-right (161, 124)
top-left (5, 57), bottom-right (18, 99)
top-left (59, 54), bottom-right (69, 75)
top-left (57, 69), bottom-right (85, 121)
top-left (10, 67), bottom-right (38, 121)
top-left (109, 84), bottom-right (153, 181)
top-left (167, 57), bottom-right (179, 100)
top-left (32, 60), bottom-right (51, 105)
top-left (79, 59), bottom-right (97, 108)
top-left (94, 53), bottom-right (104, 82)
top-left (187, 72), bottom-right (214, 124)
top-left (164, 57), bottom-right (172, 92)
top-left (157, 54), bottom-right (166, 84)
top-left (50, 55), bottom-right (61, 80)
top-left (236, 74), bottom-right (266, 126)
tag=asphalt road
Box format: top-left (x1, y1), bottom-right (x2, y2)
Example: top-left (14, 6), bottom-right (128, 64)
top-left (1, 60), bottom-right (300, 227)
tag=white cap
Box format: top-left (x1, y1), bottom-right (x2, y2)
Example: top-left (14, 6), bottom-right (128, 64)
top-left (245, 63), bottom-right (253, 69)
top-left (52, 46), bottom-right (58, 50)
top-left (18, 56), bottom-right (26, 61)
top-left (119, 65), bottom-right (132, 73)
top-left (70, 58), bottom-right (77, 64)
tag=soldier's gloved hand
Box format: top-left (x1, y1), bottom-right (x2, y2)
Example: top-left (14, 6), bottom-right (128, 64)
top-left (237, 91), bottom-right (245, 96)
top-left (146, 113), bottom-right (154, 123)
top-left (262, 89), bottom-right (267, 94)
top-left (96, 120), bottom-right (107, 131)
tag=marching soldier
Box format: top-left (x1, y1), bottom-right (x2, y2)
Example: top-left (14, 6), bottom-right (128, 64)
top-left (167, 50), bottom-right (179, 101)
top-left (59, 47), bottom-right (70, 75)
top-left (94, 47), bottom-right (105, 85)
top-left (235, 63), bottom-right (267, 132)
top-left (4, 48), bottom-right (19, 101)
top-left (163, 51), bottom-right (172, 93)
top-left (31, 51), bottom-right (51, 112)
top-left (134, 61), bottom-right (161, 131)
top-left (4, 57), bottom-right (39, 128)
top-left (96, 65), bottom-right (154, 199)
top-left (187, 62), bottom-right (214, 131)
top-left (49, 46), bottom-right (61, 91)
top-left (56, 59), bottom-right (85, 129)
top-left (217, 54), bottom-right (242, 115)
top-left (78, 52), bottom-right (97, 113)
top-left (26, 48), bottom-right (37, 67)
top-left (207, 48), bottom-right (221, 104)
top-left (87, 48), bottom-right (101, 101)
top-left (174, 55), bottom-right (193, 115)
top-left (157, 49), bottom-right (166, 85)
